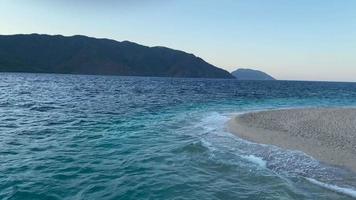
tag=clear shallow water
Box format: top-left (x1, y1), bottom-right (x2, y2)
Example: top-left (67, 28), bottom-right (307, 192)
top-left (1, 73), bottom-right (356, 200)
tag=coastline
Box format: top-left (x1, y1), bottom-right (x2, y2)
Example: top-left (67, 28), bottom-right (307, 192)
top-left (227, 108), bottom-right (356, 172)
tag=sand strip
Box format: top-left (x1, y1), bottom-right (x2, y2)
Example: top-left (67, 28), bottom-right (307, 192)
top-left (228, 108), bottom-right (356, 172)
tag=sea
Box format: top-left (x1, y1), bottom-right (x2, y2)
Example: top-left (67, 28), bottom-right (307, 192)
top-left (0, 73), bottom-right (356, 200)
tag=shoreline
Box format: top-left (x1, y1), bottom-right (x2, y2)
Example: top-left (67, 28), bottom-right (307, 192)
top-left (227, 108), bottom-right (356, 172)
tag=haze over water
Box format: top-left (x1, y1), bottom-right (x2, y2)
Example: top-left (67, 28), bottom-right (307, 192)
top-left (1, 73), bottom-right (356, 199)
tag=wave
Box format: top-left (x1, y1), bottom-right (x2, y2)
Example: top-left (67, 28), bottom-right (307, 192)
top-left (240, 155), bottom-right (267, 168)
top-left (306, 178), bottom-right (356, 198)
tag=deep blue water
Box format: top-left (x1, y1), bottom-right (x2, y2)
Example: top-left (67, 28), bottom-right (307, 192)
top-left (1, 73), bottom-right (356, 200)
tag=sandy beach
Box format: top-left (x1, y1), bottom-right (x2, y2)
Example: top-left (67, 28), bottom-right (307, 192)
top-left (228, 108), bottom-right (356, 172)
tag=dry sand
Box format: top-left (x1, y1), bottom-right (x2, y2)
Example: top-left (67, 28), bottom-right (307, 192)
top-left (228, 108), bottom-right (356, 172)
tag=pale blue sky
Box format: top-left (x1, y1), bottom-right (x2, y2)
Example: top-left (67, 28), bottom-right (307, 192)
top-left (1, 0), bottom-right (356, 81)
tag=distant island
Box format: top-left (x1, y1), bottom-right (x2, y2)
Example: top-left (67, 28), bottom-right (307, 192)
top-left (0, 34), bottom-right (234, 79)
top-left (231, 68), bottom-right (275, 80)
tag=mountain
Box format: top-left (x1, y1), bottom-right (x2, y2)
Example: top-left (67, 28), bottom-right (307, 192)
top-left (0, 34), bottom-right (234, 79)
top-left (231, 68), bottom-right (275, 80)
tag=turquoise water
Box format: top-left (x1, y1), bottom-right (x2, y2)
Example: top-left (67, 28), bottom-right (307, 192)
top-left (0, 73), bottom-right (356, 200)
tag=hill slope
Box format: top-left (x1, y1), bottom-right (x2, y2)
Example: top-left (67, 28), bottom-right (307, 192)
top-left (231, 68), bottom-right (275, 80)
top-left (0, 34), bottom-right (234, 79)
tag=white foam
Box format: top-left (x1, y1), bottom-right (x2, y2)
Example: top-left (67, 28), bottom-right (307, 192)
top-left (197, 112), bottom-right (230, 132)
top-left (201, 112), bottom-right (229, 125)
top-left (242, 155), bottom-right (267, 168)
top-left (306, 178), bottom-right (356, 198)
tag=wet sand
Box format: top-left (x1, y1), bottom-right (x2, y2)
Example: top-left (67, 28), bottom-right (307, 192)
top-left (228, 108), bottom-right (356, 172)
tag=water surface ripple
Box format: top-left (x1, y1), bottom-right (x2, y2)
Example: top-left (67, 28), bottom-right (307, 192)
top-left (1, 73), bottom-right (356, 200)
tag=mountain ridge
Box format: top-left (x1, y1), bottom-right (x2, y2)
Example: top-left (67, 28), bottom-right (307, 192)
top-left (0, 34), bottom-right (234, 79)
top-left (231, 68), bottom-right (275, 80)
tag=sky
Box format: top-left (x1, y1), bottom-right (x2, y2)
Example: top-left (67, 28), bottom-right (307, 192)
top-left (0, 0), bottom-right (356, 81)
